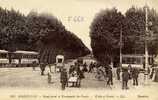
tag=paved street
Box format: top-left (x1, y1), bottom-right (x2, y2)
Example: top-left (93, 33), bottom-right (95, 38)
top-left (0, 65), bottom-right (157, 90)
top-left (0, 64), bottom-right (158, 100)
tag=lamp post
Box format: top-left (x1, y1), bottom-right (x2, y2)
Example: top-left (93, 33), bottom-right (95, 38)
top-left (144, 4), bottom-right (149, 84)
top-left (120, 25), bottom-right (122, 68)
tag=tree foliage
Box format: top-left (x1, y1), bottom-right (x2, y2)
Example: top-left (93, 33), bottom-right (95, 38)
top-left (90, 8), bottom-right (125, 64)
top-left (90, 7), bottom-right (158, 65)
top-left (125, 6), bottom-right (158, 55)
top-left (0, 7), bottom-right (90, 63)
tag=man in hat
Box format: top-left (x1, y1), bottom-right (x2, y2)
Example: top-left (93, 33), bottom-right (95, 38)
top-left (60, 68), bottom-right (68, 90)
top-left (40, 62), bottom-right (46, 75)
top-left (132, 68), bottom-right (139, 86)
top-left (122, 69), bottom-right (130, 89)
top-left (107, 67), bottom-right (113, 86)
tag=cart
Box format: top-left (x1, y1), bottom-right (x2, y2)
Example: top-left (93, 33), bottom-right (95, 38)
top-left (68, 71), bottom-right (81, 87)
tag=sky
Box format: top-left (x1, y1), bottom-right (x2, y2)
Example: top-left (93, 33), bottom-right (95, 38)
top-left (0, 0), bottom-right (158, 50)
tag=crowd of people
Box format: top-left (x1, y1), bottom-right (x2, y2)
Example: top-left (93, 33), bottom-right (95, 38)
top-left (59, 61), bottom-right (141, 90)
top-left (36, 60), bottom-right (157, 90)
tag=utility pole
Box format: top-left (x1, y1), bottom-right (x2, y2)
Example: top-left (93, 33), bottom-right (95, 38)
top-left (144, 3), bottom-right (149, 84)
top-left (120, 25), bottom-right (122, 67)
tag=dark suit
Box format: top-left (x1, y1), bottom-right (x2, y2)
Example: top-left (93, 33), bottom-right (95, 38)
top-left (132, 68), bottom-right (139, 86)
top-left (122, 70), bottom-right (130, 89)
top-left (107, 69), bottom-right (113, 85)
top-left (60, 70), bottom-right (68, 90)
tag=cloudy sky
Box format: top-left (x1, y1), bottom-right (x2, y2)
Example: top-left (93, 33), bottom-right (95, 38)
top-left (0, 0), bottom-right (158, 50)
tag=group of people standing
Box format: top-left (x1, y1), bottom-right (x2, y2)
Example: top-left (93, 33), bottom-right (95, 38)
top-left (85, 63), bottom-right (140, 90)
top-left (117, 64), bottom-right (140, 89)
top-left (38, 61), bottom-right (141, 90)
top-left (60, 62), bottom-right (85, 90)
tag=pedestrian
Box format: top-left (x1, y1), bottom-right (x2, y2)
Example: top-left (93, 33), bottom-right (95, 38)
top-left (60, 68), bottom-right (68, 90)
top-left (40, 63), bottom-right (46, 75)
top-left (82, 62), bottom-right (88, 72)
top-left (76, 66), bottom-right (84, 87)
top-left (150, 68), bottom-right (154, 79)
top-left (106, 67), bottom-right (113, 86)
top-left (47, 72), bottom-right (52, 83)
top-left (32, 61), bottom-right (37, 71)
top-left (88, 62), bottom-right (93, 73)
top-left (122, 69), bottom-right (130, 89)
top-left (154, 68), bottom-right (158, 82)
top-left (48, 64), bottom-right (52, 73)
top-left (132, 68), bottom-right (139, 86)
top-left (128, 64), bottom-right (132, 80)
top-left (116, 67), bottom-right (121, 80)
top-left (69, 65), bottom-right (75, 75)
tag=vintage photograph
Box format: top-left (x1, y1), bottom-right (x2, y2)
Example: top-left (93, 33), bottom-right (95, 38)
top-left (0, 0), bottom-right (158, 100)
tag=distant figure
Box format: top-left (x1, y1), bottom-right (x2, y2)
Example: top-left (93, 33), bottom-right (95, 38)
top-left (154, 68), bottom-right (158, 82)
top-left (150, 68), bottom-right (155, 79)
top-left (32, 61), bottom-right (37, 71)
top-left (40, 63), bottom-right (46, 75)
top-left (128, 64), bottom-right (132, 80)
top-left (122, 69), bottom-right (130, 89)
top-left (88, 62), bottom-right (93, 73)
top-left (82, 62), bottom-right (88, 72)
top-left (60, 68), bottom-right (68, 90)
top-left (47, 72), bottom-right (52, 83)
top-left (116, 67), bottom-right (121, 80)
top-left (48, 64), bottom-right (52, 73)
top-left (76, 66), bottom-right (85, 87)
top-left (69, 65), bottom-right (75, 75)
top-left (106, 67), bottom-right (113, 86)
top-left (132, 68), bottom-right (139, 86)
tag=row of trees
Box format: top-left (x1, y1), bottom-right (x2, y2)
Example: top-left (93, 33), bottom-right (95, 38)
top-left (0, 7), bottom-right (90, 63)
top-left (90, 6), bottom-right (158, 65)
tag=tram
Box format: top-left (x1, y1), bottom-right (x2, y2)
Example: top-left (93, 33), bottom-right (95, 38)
top-left (122, 54), bottom-right (153, 69)
top-left (0, 50), bottom-right (9, 66)
top-left (0, 50), bottom-right (39, 67)
top-left (12, 50), bottom-right (39, 67)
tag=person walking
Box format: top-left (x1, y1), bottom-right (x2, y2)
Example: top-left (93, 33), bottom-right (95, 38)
top-left (106, 67), bottom-right (113, 86)
top-left (60, 68), bottom-right (68, 90)
top-left (82, 62), bottom-right (88, 72)
top-left (116, 67), bottom-right (121, 80)
top-left (88, 62), bottom-right (93, 73)
top-left (132, 68), bottom-right (139, 86)
top-left (128, 64), bottom-right (132, 80)
top-left (122, 69), bottom-right (130, 89)
top-left (32, 61), bottom-right (37, 71)
top-left (47, 72), bottom-right (52, 83)
top-left (40, 63), bottom-right (46, 75)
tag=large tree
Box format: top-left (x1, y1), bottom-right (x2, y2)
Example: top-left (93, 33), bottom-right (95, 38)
top-left (0, 7), bottom-right (90, 64)
top-left (0, 8), bottom-right (28, 51)
top-left (26, 12), bottom-right (90, 63)
top-left (125, 6), bottom-right (158, 56)
top-left (90, 8), bottom-right (125, 65)
top-left (90, 7), bottom-right (158, 65)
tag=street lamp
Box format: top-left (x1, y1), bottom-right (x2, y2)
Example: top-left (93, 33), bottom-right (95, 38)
top-left (144, 4), bottom-right (150, 84)
top-left (120, 25), bottom-right (122, 68)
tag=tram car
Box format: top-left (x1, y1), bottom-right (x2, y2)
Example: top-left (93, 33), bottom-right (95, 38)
top-left (0, 50), bottom-right (39, 67)
top-left (11, 50), bottom-right (39, 67)
top-left (0, 50), bottom-right (9, 67)
top-left (122, 54), bottom-right (153, 70)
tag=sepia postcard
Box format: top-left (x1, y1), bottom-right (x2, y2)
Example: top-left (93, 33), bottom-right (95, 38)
top-left (0, 0), bottom-right (158, 100)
